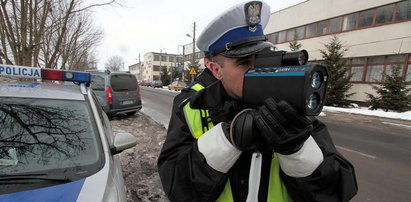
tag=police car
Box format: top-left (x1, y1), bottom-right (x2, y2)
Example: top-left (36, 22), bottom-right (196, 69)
top-left (0, 64), bottom-right (137, 201)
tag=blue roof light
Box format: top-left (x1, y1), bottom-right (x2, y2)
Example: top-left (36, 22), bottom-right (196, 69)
top-left (62, 71), bottom-right (90, 83)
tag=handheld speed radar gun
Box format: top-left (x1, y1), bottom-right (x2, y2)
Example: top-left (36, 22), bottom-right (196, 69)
top-left (243, 47), bottom-right (329, 116)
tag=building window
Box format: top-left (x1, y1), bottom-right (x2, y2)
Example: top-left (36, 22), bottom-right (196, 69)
top-left (295, 26), bottom-right (305, 39)
top-left (268, 33), bottom-right (278, 44)
top-left (267, 1), bottom-right (411, 44)
top-left (385, 64), bottom-right (404, 77)
top-left (286, 28), bottom-right (295, 41)
top-left (359, 9), bottom-right (375, 28)
top-left (196, 52), bottom-right (202, 59)
top-left (406, 64), bottom-right (411, 82)
top-left (306, 23), bottom-right (317, 38)
top-left (169, 56), bottom-right (175, 62)
top-left (161, 56), bottom-right (167, 62)
top-left (352, 58), bottom-right (365, 65)
top-left (317, 20), bottom-right (329, 35)
top-left (386, 54), bottom-right (405, 63)
top-left (376, 4), bottom-right (394, 24)
top-left (278, 31), bottom-right (286, 43)
top-left (368, 56), bottom-right (385, 64)
top-left (396, 0), bottom-right (411, 21)
top-left (154, 55), bottom-right (160, 61)
top-left (384, 55), bottom-right (407, 80)
top-left (349, 58), bottom-right (365, 82)
top-left (153, 65), bottom-right (160, 71)
top-left (366, 56), bottom-right (385, 83)
top-left (153, 75), bottom-right (160, 80)
top-left (350, 66), bottom-right (364, 81)
top-left (329, 17), bottom-right (342, 33)
top-left (366, 65), bottom-right (384, 82)
top-left (342, 13), bottom-right (357, 31)
top-left (177, 57), bottom-right (182, 63)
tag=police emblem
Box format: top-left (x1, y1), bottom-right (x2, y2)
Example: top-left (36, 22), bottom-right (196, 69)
top-left (245, 1), bottom-right (262, 32)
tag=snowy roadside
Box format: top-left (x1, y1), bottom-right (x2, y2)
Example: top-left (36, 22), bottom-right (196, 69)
top-left (322, 106), bottom-right (411, 121)
top-left (110, 113), bottom-right (169, 202)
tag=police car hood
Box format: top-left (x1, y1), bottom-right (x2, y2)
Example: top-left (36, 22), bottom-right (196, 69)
top-left (0, 153), bottom-right (121, 201)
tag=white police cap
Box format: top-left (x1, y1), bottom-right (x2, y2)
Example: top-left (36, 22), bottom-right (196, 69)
top-left (197, 1), bottom-right (274, 58)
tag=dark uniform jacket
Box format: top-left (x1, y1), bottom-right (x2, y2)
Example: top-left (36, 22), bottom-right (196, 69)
top-left (157, 68), bottom-right (358, 202)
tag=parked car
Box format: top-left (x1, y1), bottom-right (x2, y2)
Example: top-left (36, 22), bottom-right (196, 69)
top-left (0, 65), bottom-right (137, 201)
top-left (150, 80), bottom-right (163, 88)
top-left (90, 70), bottom-right (142, 117)
top-left (168, 80), bottom-right (187, 91)
top-left (139, 80), bottom-right (149, 86)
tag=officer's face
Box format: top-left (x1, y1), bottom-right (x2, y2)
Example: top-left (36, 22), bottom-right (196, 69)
top-left (207, 55), bottom-right (255, 99)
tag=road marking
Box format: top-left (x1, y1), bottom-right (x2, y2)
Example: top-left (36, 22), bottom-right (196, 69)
top-left (336, 145), bottom-right (377, 159)
top-left (382, 122), bottom-right (411, 129)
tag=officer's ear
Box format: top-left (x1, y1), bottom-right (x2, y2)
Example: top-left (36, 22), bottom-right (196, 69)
top-left (206, 57), bottom-right (223, 80)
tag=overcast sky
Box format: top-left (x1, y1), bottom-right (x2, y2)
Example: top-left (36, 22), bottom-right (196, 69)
top-left (92, 0), bottom-right (306, 69)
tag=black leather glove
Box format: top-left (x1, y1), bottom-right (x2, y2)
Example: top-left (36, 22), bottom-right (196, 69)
top-left (253, 98), bottom-right (313, 155)
top-left (222, 109), bottom-right (261, 151)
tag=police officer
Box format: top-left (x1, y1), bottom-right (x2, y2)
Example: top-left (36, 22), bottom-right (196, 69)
top-left (157, 1), bottom-right (357, 201)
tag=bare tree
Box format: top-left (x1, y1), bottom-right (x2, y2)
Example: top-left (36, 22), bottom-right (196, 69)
top-left (0, 103), bottom-right (90, 164)
top-left (105, 55), bottom-right (124, 71)
top-left (0, 0), bottom-right (119, 69)
top-left (58, 12), bottom-right (103, 70)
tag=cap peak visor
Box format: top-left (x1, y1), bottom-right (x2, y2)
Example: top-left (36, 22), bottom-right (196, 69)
top-left (220, 41), bottom-right (275, 58)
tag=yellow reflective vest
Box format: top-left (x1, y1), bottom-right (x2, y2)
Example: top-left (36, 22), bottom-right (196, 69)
top-left (182, 83), bottom-right (293, 202)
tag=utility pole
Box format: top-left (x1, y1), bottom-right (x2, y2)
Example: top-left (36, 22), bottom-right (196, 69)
top-left (138, 53), bottom-right (141, 81)
top-left (159, 50), bottom-right (162, 83)
top-left (191, 22), bottom-right (196, 82)
top-left (182, 46), bottom-right (185, 82)
top-left (170, 52), bottom-right (173, 83)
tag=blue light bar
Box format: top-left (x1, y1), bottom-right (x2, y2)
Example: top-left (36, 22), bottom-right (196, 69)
top-left (62, 71), bottom-right (90, 83)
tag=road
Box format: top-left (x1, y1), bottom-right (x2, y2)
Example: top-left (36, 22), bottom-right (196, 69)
top-left (140, 86), bottom-right (411, 202)
top-left (140, 87), bottom-right (177, 128)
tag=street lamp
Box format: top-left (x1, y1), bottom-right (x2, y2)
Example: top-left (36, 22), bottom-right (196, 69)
top-left (185, 34), bottom-right (195, 63)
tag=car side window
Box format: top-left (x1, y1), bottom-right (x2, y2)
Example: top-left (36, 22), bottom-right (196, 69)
top-left (91, 75), bottom-right (105, 91)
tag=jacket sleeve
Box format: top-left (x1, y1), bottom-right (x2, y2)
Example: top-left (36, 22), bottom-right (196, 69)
top-left (157, 93), bottom-right (229, 202)
top-left (280, 119), bottom-right (358, 202)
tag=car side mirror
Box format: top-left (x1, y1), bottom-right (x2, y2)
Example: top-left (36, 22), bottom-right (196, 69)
top-left (110, 132), bottom-right (137, 155)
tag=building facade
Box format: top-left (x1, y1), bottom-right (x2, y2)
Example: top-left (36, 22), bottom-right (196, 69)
top-left (128, 62), bottom-right (143, 81)
top-left (182, 42), bottom-right (206, 70)
top-left (264, 0), bottom-right (411, 102)
top-left (141, 52), bottom-right (183, 82)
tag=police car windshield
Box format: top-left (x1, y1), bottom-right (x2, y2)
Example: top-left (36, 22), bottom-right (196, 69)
top-left (0, 97), bottom-right (102, 179)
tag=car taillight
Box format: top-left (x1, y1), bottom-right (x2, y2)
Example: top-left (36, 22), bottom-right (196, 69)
top-left (106, 86), bottom-right (112, 103)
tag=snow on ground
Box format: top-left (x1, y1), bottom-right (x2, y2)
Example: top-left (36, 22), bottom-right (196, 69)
top-left (322, 106), bottom-right (411, 121)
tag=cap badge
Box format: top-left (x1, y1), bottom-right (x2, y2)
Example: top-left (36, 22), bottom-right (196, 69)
top-left (245, 1), bottom-right (262, 32)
